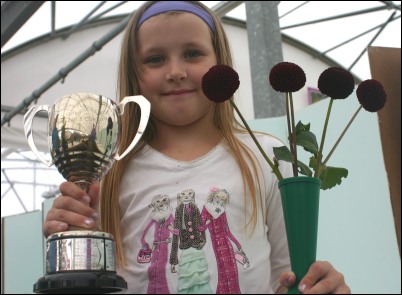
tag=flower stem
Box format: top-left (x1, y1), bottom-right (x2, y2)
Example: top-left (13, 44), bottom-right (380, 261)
top-left (323, 105), bottom-right (362, 165)
top-left (314, 98), bottom-right (333, 178)
top-left (285, 92), bottom-right (296, 176)
top-left (285, 92), bottom-right (293, 157)
top-left (230, 100), bottom-right (283, 180)
top-left (289, 92), bottom-right (298, 177)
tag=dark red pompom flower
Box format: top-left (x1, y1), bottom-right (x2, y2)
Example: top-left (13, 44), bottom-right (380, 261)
top-left (269, 62), bottom-right (306, 93)
top-left (356, 79), bottom-right (387, 112)
top-left (318, 67), bottom-right (354, 99)
top-left (202, 65), bottom-right (240, 103)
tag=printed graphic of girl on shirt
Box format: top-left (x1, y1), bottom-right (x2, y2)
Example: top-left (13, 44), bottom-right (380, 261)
top-left (169, 189), bottom-right (213, 294)
top-left (140, 194), bottom-right (175, 294)
top-left (199, 187), bottom-right (249, 294)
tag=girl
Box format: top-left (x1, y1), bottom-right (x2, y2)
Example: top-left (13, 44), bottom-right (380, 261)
top-left (44, 1), bottom-right (350, 293)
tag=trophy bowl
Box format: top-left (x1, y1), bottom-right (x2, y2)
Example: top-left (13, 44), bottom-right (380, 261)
top-left (24, 93), bottom-right (150, 293)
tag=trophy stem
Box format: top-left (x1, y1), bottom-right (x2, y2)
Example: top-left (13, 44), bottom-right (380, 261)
top-left (68, 181), bottom-right (96, 232)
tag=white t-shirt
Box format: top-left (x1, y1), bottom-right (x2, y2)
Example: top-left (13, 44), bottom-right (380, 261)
top-left (117, 132), bottom-right (292, 294)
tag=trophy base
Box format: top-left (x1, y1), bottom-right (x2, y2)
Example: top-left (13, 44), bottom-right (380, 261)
top-left (33, 271), bottom-right (127, 294)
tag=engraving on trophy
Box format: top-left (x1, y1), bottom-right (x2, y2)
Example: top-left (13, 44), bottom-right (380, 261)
top-left (46, 232), bottom-right (116, 273)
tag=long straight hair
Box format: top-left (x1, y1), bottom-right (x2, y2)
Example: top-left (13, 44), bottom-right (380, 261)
top-left (100, 1), bottom-right (264, 267)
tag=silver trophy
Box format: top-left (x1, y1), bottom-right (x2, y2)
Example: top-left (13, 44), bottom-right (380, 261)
top-left (23, 93), bottom-right (151, 293)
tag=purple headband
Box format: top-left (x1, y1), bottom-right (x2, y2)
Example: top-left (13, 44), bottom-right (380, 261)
top-left (137, 1), bottom-right (215, 31)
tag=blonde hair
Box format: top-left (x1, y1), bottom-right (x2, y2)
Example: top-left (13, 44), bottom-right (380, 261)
top-left (100, 1), bottom-right (263, 267)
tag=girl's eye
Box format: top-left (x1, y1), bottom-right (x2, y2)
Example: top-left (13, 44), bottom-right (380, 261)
top-left (145, 55), bottom-right (164, 64)
top-left (185, 50), bottom-right (202, 59)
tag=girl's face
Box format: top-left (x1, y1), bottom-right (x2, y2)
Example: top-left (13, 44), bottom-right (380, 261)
top-left (153, 195), bottom-right (169, 210)
top-left (137, 12), bottom-right (217, 128)
top-left (179, 189), bottom-right (195, 204)
top-left (213, 193), bottom-right (226, 207)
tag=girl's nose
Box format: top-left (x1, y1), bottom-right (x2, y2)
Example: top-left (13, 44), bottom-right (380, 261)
top-left (166, 61), bottom-right (187, 81)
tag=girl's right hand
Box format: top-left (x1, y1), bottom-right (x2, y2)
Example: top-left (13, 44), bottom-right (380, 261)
top-left (43, 181), bottom-right (100, 238)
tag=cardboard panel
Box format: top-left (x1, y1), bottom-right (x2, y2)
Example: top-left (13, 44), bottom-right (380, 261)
top-left (368, 46), bottom-right (401, 256)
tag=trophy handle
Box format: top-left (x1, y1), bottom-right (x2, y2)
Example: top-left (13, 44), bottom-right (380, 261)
top-left (114, 95), bottom-right (150, 161)
top-left (23, 105), bottom-right (53, 167)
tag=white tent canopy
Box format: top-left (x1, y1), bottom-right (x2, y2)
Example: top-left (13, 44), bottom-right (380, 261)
top-left (2, 1), bottom-right (401, 148)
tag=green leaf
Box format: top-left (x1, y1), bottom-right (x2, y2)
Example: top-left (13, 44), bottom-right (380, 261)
top-left (288, 121), bottom-right (308, 146)
top-left (291, 121), bottom-right (319, 155)
top-left (273, 146), bottom-right (313, 177)
top-left (296, 131), bottom-right (319, 154)
top-left (273, 146), bottom-right (294, 164)
top-left (297, 160), bottom-right (313, 177)
top-left (309, 155), bottom-right (320, 174)
top-left (319, 166), bottom-right (349, 190)
top-left (295, 121), bottom-right (311, 133)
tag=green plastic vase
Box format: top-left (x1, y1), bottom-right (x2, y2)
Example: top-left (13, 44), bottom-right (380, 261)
top-left (278, 176), bottom-right (321, 294)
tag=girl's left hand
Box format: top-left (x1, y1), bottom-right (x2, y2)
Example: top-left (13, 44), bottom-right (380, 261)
top-left (278, 261), bottom-right (351, 294)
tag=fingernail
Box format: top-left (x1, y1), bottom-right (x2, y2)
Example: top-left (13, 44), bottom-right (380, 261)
top-left (84, 218), bottom-right (93, 226)
top-left (92, 212), bottom-right (98, 221)
top-left (285, 275), bottom-right (292, 287)
top-left (82, 195), bottom-right (91, 204)
top-left (58, 222), bottom-right (68, 231)
top-left (299, 284), bottom-right (307, 292)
